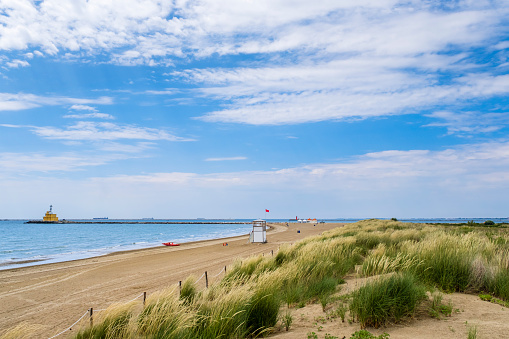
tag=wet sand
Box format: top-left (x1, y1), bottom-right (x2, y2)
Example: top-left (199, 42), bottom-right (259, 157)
top-left (0, 222), bottom-right (343, 338)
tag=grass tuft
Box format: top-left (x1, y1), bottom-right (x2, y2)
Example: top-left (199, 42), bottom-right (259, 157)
top-left (350, 273), bottom-right (426, 328)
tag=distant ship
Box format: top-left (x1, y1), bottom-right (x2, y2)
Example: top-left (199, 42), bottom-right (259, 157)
top-left (93, 217), bottom-right (108, 220)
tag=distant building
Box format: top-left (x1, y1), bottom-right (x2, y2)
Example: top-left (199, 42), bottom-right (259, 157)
top-left (43, 205), bottom-right (59, 222)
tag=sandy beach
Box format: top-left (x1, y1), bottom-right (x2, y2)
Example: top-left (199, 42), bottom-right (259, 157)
top-left (0, 222), bottom-right (342, 338)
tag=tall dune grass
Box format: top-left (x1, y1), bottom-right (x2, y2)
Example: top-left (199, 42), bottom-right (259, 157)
top-left (71, 219), bottom-right (509, 338)
top-left (350, 273), bottom-right (426, 328)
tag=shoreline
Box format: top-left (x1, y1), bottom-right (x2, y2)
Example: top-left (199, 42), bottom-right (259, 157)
top-left (25, 220), bottom-right (252, 224)
top-left (0, 222), bottom-right (283, 275)
top-left (0, 222), bottom-right (344, 338)
top-left (0, 224), bottom-right (261, 272)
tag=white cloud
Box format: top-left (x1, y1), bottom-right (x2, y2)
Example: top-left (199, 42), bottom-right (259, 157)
top-left (63, 113), bottom-right (115, 119)
top-left (2, 139), bottom-right (509, 218)
top-left (204, 156), bottom-right (247, 161)
top-left (425, 111), bottom-right (509, 135)
top-left (0, 152), bottom-right (118, 173)
top-left (98, 139), bottom-right (509, 190)
top-left (5, 59), bottom-right (29, 68)
top-left (28, 121), bottom-right (194, 142)
top-left (0, 92), bottom-right (113, 111)
top-left (0, 1), bottom-right (505, 65)
top-left (69, 104), bottom-right (97, 111)
top-left (1, 121), bottom-right (194, 142)
top-left (97, 141), bottom-right (155, 153)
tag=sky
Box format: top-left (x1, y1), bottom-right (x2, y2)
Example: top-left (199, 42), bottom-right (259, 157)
top-left (0, 0), bottom-right (508, 219)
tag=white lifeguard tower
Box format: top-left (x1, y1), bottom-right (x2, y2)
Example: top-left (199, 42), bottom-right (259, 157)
top-left (250, 219), bottom-right (267, 243)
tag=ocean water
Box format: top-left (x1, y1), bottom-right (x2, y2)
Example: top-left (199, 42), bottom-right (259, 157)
top-left (0, 219), bottom-right (255, 270)
top-left (1, 217), bottom-right (507, 270)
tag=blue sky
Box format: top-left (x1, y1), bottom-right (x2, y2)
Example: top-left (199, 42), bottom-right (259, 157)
top-left (0, 0), bottom-right (508, 219)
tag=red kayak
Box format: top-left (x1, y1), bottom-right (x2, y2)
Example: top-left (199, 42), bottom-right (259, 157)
top-left (163, 242), bottom-right (180, 246)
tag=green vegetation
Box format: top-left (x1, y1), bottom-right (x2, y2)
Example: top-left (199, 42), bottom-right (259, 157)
top-left (350, 273), bottom-right (426, 328)
top-left (72, 219), bottom-right (509, 338)
top-left (429, 292), bottom-right (453, 319)
top-left (280, 310), bottom-right (292, 331)
top-left (467, 325), bottom-right (478, 339)
top-left (349, 330), bottom-right (390, 339)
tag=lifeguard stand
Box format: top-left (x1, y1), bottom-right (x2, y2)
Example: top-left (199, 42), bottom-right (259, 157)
top-left (250, 219), bottom-right (267, 243)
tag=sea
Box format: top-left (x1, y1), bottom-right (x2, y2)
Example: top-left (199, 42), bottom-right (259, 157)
top-left (1, 217), bottom-right (508, 270)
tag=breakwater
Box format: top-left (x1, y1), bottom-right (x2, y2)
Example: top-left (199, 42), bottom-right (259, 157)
top-left (25, 220), bottom-right (250, 224)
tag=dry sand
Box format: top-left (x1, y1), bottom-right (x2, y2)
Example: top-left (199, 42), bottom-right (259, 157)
top-left (2, 221), bottom-right (509, 339)
top-left (0, 222), bottom-right (338, 338)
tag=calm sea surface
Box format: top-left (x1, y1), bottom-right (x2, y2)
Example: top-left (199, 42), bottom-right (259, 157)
top-left (1, 218), bottom-right (507, 270)
top-left (0, 219), bottom-right (255, 270)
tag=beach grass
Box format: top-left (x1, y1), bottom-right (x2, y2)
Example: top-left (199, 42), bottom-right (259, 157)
top-left (70, 219), bottom-right (509, 338)
top-left (349, 272), bottom-right (427, 328)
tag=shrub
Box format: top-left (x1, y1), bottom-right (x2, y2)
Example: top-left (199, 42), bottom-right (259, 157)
top-left (350, 273), bottom-right (426, 328)
top-left (479, 293), bottom-right (492, 301)
top-left (484, 220), bottom-right (495, 226)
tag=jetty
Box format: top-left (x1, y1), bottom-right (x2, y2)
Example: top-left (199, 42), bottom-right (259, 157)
top-left (26, 205), bottom-right (250, 224)
top-left (25, 220), bottom-right (250, 224)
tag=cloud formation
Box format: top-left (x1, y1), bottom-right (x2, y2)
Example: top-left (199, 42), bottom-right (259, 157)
top-left (101, 139), bottom-right (509, 190)
top-left (2, 121), bottom-right (194, 142)
top-left (1, 1), bottom-right (507, 130)
top-left (0, 92), bottom-right (113, 111)
top-left (204, 156), bottom-right (247, 161)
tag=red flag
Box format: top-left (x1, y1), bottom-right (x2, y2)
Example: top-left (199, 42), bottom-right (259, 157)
top-left (265, 209), bottom-right (269, 212)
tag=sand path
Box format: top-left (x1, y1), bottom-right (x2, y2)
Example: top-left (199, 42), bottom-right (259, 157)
top-left (0, 222), bottom-right (339, 338)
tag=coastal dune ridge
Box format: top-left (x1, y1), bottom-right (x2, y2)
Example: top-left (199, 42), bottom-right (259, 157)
top-left (0, 221), bottom-right (337, 338)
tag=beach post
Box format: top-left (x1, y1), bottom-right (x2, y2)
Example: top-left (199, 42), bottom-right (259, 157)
top-left (225, 265), bottom-right (227, 274)
top-left (143, 292), bottom-right (146, 306)
top-left (179, 281), bottom-right (182, 294)
top-left (205, 271), bottom-right (208, 288)
top-left (271, 249), bottom-right (274, 256)
top-left (89, 308), bottom-right (93, 327)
